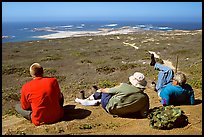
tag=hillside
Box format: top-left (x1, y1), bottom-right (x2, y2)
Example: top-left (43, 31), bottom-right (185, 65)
top-left (2, 30), bottom-right (202, 135)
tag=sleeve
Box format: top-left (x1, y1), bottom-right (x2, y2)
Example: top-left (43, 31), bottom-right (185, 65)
top-left (21, 85), bottom-right (31, 110)
top-left (160, 88), bottom-right (171, 106)
top-left (53, 78), bottom-right (63, 101)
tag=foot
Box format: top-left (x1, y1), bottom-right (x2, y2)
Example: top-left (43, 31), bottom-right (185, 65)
top-left (92, 85), bottom-right (98, 91)
top-left (151, 81), bottom-right (157, 92)
top-left (150, 54), bottom-right (156, 66)
top-left (79, 90), bottom-right (85, 99)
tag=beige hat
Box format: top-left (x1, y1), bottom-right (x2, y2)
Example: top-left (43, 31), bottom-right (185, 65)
top-left (129, 72), bottom-right (147, 88)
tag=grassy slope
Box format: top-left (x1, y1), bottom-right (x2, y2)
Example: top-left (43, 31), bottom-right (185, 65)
top-left (2, 30), bottom-right (202, 128)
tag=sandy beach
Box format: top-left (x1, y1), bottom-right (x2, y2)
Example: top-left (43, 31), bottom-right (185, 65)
top-left (33, 27), bottom-right (143, 39)
top-left (33, 27), bottom-right (202, 40)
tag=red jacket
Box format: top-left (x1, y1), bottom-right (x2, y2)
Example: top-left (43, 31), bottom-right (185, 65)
top-left (21, 77), bottom-right (64, 126)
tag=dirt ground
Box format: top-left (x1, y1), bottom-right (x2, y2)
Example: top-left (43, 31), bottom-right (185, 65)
top-left (2, 88), bottom-right (202, 135)
top-left (2, 30), bottom-right (202, 135)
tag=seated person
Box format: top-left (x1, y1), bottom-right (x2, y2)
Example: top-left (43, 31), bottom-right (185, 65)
top-left (76, 72), bottom-right (150, 118)
top-left (15, 63), bottom-right (64, 126)
top-left (150, 54), bottom-right (195, 106)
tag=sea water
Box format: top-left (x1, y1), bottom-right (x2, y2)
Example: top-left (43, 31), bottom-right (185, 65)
top-left (2, 20), bottom-right (202, 43)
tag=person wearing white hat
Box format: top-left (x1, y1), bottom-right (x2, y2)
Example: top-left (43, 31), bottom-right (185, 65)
top-left (75, 72), bottom-right (149, 118)
top-left (128, 72), bottom-right (147, 89)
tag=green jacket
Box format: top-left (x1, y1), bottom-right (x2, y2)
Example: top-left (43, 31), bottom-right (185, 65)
top-left (105, 83), bottom-right (149, 117)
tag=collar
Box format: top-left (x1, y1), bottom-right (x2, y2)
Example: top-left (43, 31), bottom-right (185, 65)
top-left (33, 77), bottom-right (43, 80)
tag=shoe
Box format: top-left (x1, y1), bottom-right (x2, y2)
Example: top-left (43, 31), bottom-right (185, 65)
top-left (151, 82), bottom-right (157, 92)
top-left (79, 90), bottom-right (85, 99)
top-left (150, 54), bottom-right (156, 66)
top-left (92, 85), bottom-right (98, 91)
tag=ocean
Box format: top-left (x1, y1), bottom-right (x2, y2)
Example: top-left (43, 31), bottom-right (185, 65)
top-left (2, 20), bottom-right (202, 43)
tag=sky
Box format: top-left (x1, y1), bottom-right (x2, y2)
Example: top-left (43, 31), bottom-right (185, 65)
top-left (2, 2), bottom-right (202, 23)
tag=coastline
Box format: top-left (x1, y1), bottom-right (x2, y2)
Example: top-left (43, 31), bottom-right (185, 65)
top-left (32, 27), bottom-right (144, 39)
top-left (32, 28), bottom-right (202, 40)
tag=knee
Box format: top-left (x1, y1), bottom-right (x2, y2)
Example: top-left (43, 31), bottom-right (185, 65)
top-left (93, 92), bottom-right (102, 100)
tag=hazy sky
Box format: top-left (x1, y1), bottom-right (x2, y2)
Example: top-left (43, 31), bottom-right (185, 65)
top-left (2, 2), bottom-right (202, 22)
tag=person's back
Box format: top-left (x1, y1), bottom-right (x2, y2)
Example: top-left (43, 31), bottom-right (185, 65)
top-left (160, 83), bottom-right (195, 106)
top-left (21, 77), bottom-right (64, 125)
top-left (106, 83), bottom-right (149, 117)
top-left (16, 63), bottom-right (64, 126)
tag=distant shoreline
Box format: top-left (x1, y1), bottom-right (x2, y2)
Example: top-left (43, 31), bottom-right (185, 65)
top-left (32, 27), bottom-right (144, 39)
top-left (32, 28), bottom-right (202, 40)
top-left (33, 28), bottom-right (202, 39)
top-left (3, 21), bottom-right (202, 43)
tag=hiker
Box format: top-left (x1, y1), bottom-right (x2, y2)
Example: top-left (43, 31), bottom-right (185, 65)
top-left (150, 54), bottom-right (195, 106)
top-left (15, 63), bottom-right (64, 126)
top-left (75, 72), bottom-right (150, 118)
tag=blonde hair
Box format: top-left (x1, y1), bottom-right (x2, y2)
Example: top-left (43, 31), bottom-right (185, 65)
top-left (173, 72), bottom-right (187, 86)
top-left (29, 63), bottom-right (43, 77)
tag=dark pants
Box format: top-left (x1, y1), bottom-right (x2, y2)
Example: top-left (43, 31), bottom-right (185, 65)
top-left (15, 104), bottom-right (32, 120)
top-left (15, 93), bottom-right (64, 121)
top-left (59, 93), bottom-right (64, 108)
top-left (93, 92), bottom-right (112, 112)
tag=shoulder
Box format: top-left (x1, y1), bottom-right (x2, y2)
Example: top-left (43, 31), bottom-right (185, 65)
top-left (111, 83), bottom-right (126, 89)
top-left (119, 83), bottom-right (137, 90)
top-left (166, 84), bottom-right (180, 90)
top-left (182, 84), bottom-right (193, 91)
top-left (22, 79), bottom-right (34, 88)
top-left (161, 84), bottom-right (180, 94)
top-left (21, 79), bottom-right (35, 92)
top-left (43, 77), bottom-right (57, 82)
top-left (120, 83), bottom-right (129, 87)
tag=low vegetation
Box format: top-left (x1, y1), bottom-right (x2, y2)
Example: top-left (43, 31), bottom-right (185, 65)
top-left (2, 30), bottom-right (202, 135)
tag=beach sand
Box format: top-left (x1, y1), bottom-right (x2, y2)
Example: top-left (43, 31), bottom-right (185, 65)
top-left (33, 27), bottom-right (142, 39)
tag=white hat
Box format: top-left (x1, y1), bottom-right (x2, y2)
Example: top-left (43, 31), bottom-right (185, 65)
top-left (129, 72), bottom-right (147, 88)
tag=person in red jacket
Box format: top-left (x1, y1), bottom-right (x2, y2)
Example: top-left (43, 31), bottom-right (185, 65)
top-left (15, 63), bottom-right (64, 126)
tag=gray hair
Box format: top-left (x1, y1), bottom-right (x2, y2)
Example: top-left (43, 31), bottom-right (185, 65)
top-left (30, 63), bottom-right (43, 77)
top-left (173, 72), bottom-right (187, 86)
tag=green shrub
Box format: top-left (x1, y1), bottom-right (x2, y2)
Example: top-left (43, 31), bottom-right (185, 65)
top-left (119, 64), bottom-right (140, 71)
top-left (70, 51), bottom-right (86, 57)
top-left (2, 88), bottom-right (21, 101)
top-left (41, 55), bottom-right (62, 61)
top-left (2, 65), bottom-right (30, 77)
top-left (81, 59), bottom-right (92, 63)
top-left (79, 124), bottom-right (92, 129)
top-left (110, 56), bottom-right (122, 60)
top-left (44, 68), bottom-right (57, 76)
top-left (187, 79), bottom-right (202, 89)
top-left (96, 66), bottom-right (116, 74)
top-left (55, 76), bottom-right (66, 83)
top-left (98, 79), bottom-right (118, 88)
top-left (149, 105), bottom-right (189, 130)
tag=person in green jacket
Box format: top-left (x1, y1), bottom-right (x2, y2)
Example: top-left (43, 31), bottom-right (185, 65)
top-left (91, 72), bottom-right (149, 118)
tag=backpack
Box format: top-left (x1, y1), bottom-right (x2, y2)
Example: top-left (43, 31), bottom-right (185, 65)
top-left (105, 83), bottom-right (149, 117)
top-left (148, 105), bottom-right (189, 130)
top-left (108, 92), bottom-right (149, 117)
